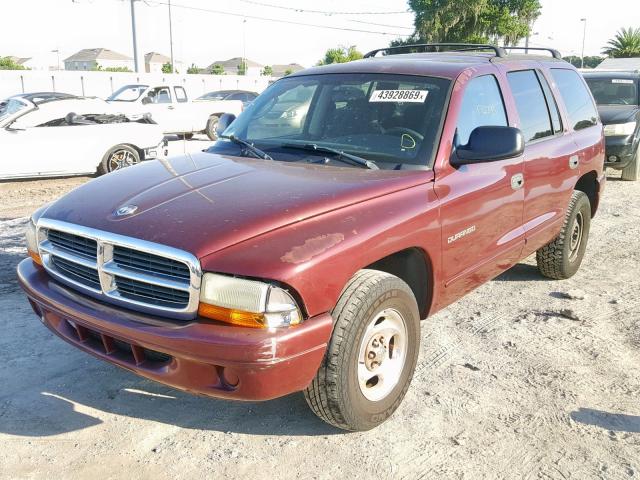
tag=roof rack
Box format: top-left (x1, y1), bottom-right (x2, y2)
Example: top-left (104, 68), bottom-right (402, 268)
top-left (363, 43), bottom-right (507, 58)
top-left (501, 46), bottom-right (562, 59)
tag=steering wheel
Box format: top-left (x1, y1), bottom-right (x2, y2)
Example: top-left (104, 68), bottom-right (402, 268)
top-left (384, 127), bottom-right (424, 142)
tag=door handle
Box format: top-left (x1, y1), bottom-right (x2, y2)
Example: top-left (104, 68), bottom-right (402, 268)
top-left (167, 105), bottom-right (175, 110)
top-left (569, 155), bottom-right (579, 169)
top-left (511, 173), bottom-right (524, 190)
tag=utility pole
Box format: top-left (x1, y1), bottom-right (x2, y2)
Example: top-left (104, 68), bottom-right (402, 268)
top-left (580, 18), bottom-right (587, 69)
top-left (168, 0), bottom-right (175, 73)
top-left (130, 0), bottom-right (140, 73)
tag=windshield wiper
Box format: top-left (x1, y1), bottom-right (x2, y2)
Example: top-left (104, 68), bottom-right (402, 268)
top-left (221, 135), bottom-right (273, 160)
top-left (281, 143), bottom-right (378, 170)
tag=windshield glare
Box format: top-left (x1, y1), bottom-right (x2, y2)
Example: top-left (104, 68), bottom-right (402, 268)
top-left (107, 84), bottom-right (149, 102)
top-left (586, 78), bottom-right (639, 106)
top-left (0, 97), bottom-right (29, 122)
top-left (220, 73), bottom-right (451, 168)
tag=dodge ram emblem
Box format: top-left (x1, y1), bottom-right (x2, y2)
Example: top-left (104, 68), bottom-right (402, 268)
top-left (114, 204), bottom-right (138, 217)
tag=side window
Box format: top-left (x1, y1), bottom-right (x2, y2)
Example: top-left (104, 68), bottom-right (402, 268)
top-left (152, 87), bottom-right (172, 104)
top-left (536, 71), bottom-right (562, 133)
top-left (174, 87), bottom-right (188, 103)
top-left (551, 69), bottom-right (598, 131)
top-left (456, 75), bottom-right (508, 145)
top-left (507, 70), bottom-right (553, 142)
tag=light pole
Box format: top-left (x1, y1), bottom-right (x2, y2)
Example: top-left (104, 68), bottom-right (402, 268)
top-left (130, 0), bottom-right (140, 73)
top-left (51, 49), bottom-right (60, 70)
top-left (242, 18), bottom-right (247, 75)
top-left (580, 18), bottom-right (587, 69)
top-left (168, 0), bottom-right (175, 73)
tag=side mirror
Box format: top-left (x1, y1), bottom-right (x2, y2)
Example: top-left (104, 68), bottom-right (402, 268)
top-left (141, 96), bottom-right (152, 105)
top-left (216, 113), bottom-right (236, 137)
top-left (451, 126), bottom-right (524, 166)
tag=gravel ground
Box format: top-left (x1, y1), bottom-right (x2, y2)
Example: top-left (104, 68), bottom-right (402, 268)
top-left (0, 154), bottom-right (638, 479)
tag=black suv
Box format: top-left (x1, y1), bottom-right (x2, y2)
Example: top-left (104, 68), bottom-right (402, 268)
top-left (583, 71), bottom-right (640, 180)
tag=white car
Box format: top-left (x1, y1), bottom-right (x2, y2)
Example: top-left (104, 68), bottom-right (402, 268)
top-left (0, 93), bottom-right (167, 180)
top-left (106, 84), bottom-right (243, 139)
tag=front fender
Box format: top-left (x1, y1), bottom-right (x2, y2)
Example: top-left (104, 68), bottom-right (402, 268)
top-left (200, 183), bottom-right (441, 318)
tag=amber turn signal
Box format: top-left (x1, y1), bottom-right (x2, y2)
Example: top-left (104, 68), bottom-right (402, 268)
top-left (28, 248), bottom-right (43, 266)
top-left (198, 303), bottom-right (267, 328)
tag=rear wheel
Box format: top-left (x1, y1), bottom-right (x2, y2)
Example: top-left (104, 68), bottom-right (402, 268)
top-left (304, 270), bottom-right (420, 431)
top-left (536, 190), bottom-right (591, 279)
top-left (98, 144), bottom-right (140, 175)
top-left (205, 115), bottom-right (220, 140)
top-left (621, 146), bottom-right (640, 181)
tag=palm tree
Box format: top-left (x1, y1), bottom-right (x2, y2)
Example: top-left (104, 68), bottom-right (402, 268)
top-left (602, 27), bottom-right (640, 58)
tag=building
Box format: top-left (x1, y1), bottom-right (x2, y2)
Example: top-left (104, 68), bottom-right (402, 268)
top-left (144, 52), bottom-right (183, 73)
top-left (206, 57), bottom-right (263, 76)
top-left (596, 57), bottom-right (640, 71)
top-left (271, 63), bottom-right (305, 77)
top-left (5, 56), bottom-right (32, 68)
top-left (64, 48), bottom-right (134, 71)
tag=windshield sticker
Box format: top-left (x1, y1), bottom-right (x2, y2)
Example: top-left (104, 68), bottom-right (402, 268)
top-left (612, 79), bottom-right (634, 84)
top-left (369, 89), bottom-right (428, 103)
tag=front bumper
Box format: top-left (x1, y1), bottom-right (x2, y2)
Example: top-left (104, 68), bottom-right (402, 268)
top-left (144, 138), bottom-right (169, 160)
top-left (17, 259), bottom-right (332, 401)
top-left (604, 135), bottom-right (637, 169)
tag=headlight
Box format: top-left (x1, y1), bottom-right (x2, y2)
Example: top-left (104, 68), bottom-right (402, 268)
top-left (604, 121), bottom-right (636, 136)
top-left (198, 273), bottom-right (302, 328)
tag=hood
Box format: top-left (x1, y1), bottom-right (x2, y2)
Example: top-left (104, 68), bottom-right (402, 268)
top-left (42, 152), bottom-right (433, 258)
top-left (597, 105), bottom-right (640, 125)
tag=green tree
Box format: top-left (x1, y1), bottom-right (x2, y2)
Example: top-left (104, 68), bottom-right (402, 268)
top-left (209, 64), bottom-right (225, 75)
top-left (187, 64), bottom-right (200, 74)
top-left (283, 68), bottom-right (294, 76)
top-left (602, 27), bottom-right (640, 58)
top-left (237, 60), bottom-right (247, 75)
top-left (91, 64), bottom-right (132, 72)
top-left (562, 55), bottom-right (604, 69)
top-left (317, 45), bottom-right (363, 65)
top-left (394, 0), bottom-right (541, 47)
top-left (262, 65), bottom-right (273, 76)
top-left (161, 62), bottom-right (173, 73)
top-left (0, 57), bottom-right (27, 70)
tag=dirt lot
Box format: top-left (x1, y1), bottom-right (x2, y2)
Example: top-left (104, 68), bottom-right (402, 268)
top-left (0, 157), bottom-right (638, 479)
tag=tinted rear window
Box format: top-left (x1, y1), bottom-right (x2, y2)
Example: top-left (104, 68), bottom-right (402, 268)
top-left (551, 69), bottom-right (598, 131)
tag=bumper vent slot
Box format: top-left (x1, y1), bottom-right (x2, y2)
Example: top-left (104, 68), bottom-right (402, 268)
top-left (113, 246), bottom-right (191, 281)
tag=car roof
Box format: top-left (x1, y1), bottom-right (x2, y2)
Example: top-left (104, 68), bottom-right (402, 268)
top-left (582, 70), bottom-right (640, 79)
top-left (290, 52), bottom-right (567, 81)
top-left (11, 92), bottom-right (78, 105)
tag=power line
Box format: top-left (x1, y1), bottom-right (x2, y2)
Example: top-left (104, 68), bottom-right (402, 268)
top-left (235, 0), bottom-right (408, 15)
top-left (134, 0), bottom-right (412, 36)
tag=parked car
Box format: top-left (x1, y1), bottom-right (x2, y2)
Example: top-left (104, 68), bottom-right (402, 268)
top-left (1, 94), bottom-right (166, 180)
top-left (107, 84), bottom-right (243, 140)
top-left (195, 89), bottom-right (258, 107)
top-left (583, 71), bottom-right (640, 180)
top-left (18, 44), bottom-right (605, 431)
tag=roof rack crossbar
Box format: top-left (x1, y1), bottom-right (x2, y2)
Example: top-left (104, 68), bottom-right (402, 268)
top-left (363, 43), bottom-right (507, 59)
top-left (501, 46), bottom-right (562, 59)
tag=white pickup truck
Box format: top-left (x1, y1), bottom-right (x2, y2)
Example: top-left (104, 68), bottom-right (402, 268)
top-left (107, 84), bottom-right (243, 139)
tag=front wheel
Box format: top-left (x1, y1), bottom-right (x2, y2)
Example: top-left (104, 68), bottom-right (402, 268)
top-left (304, 270), bottom-right (420, 431)
top-left (536, 190), bottom-right (591, 279)
top-left (205, 115), bottom-right (220, 140)
top-left (98, 144), bottom-right (140, 175)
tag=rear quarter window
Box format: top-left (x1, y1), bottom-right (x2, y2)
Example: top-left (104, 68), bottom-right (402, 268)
top-left (551, 69), bottom-right (598, 131)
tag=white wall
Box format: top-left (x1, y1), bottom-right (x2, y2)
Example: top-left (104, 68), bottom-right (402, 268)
top-left (0, 70), bottom-right (272, 100)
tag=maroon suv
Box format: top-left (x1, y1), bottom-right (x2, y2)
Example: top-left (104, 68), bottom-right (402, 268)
top-left (18, 44), bottom-right (605, 431)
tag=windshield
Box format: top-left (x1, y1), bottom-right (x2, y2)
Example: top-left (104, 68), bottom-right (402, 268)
top-left (107, 84), bottom-right (149, 102)
top-left (217, 73), bottom-right (451, 168)
top-left (197, 91), bottom-right (231, 101)
top-left (0, 97), bottom-right (30, 122)
top-left (585, 78), bottom-right (639, 106)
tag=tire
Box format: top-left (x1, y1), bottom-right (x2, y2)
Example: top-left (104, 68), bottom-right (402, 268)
top-left (205, 115), bottom-right (220, 140)
top-left (304, 269), bottom-right (420, 431)
top-left (98, 144), bottom-right (140, 176)
top-left (621, 146), bottom-right (640, 181)
top-left (536, 190), bottom-right (591, 279)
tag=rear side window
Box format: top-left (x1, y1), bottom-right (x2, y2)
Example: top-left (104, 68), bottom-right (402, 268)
top-left (174, 87), bottom-right (188, 103)
top-left (551, 69), bottom-right (598, 130)
top-left (456, 75), bottom-right (508, 145)
top-left (537, 72), bottom-right (562, 133)
top-left (507, 70), bottom-right (553, 142)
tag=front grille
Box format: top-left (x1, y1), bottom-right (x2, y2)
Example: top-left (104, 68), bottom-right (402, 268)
top-left (115, 276), bottom-right (190, 308)
top-left (51, 256), bottom-right (100, 289)
top-left (113, 246), bottom-right (191, 281)
top-left (48, 229), bottom-right (97, 259)
top-left (38, 219), bottom-right (200, 319)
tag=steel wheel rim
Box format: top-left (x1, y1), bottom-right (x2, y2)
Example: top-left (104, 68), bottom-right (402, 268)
top-left (569, 211), bottom-right (584, 262)
top-left (357, 308), bottom-right (408, 402)
top-left (108, 149), bottom-right (137, 172)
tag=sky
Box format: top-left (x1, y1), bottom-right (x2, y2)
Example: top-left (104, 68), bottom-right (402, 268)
top-left (2, 0), bottom-right (640, 70)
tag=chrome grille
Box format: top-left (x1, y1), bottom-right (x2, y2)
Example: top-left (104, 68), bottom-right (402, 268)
top-left (37, 219), bottom-right (201, 320)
